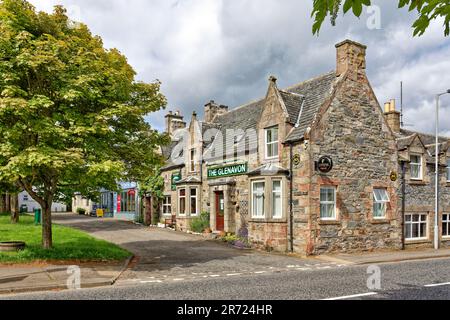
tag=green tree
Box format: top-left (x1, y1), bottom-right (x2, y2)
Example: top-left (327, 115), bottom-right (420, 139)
top-left (0, 0), bottom-right (168, 248)
top-left (312, 0), bottom-right (450, 36)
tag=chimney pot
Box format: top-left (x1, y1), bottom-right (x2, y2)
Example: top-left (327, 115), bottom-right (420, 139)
top-left (269, 75), bottom-right (277, 83)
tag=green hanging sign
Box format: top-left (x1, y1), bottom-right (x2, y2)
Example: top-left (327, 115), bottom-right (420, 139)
top-left (171, 172), bottom-right (182, 190)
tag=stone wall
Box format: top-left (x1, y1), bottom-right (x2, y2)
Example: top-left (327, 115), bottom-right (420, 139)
top-left (307, 71), bottom-right (402, 255)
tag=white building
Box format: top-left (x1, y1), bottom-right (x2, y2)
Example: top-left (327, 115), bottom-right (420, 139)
top-left (18, 191), bottom-right (67, 213)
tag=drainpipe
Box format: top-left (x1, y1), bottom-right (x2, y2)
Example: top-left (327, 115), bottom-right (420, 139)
top-left (401, 161), bottom-right (406, 250)
top-left (289, 143), bottom-right (294, 253)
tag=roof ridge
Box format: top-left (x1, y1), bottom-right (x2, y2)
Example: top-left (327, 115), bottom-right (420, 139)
top-left (401, 129), bottom-right (450, 140)
top-left (284, 70), bottom-right (335, 92)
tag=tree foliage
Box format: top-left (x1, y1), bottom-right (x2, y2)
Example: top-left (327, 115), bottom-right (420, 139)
top-left (312, 0), bottom-right (450, 36)
top-left (0, 0), bottom-right (169, 248)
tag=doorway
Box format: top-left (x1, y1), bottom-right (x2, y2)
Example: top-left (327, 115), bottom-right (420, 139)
top-left (215, 191), bottom-right (225, 231)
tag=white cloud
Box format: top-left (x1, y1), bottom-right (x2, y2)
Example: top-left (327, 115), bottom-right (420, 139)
top-left (29, 0), bottom-right (450, 136)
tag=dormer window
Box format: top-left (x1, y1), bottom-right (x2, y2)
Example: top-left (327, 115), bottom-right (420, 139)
top-left (410, 155), bottom-right (422, 180)
top-left (265, 126), bottom-right (279, 159)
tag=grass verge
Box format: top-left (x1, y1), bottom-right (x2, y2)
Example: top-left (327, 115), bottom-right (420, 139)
top-left (0, 213), bottom-right (131, 264)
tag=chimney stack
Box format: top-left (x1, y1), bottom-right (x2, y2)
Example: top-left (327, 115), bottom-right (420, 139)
top-left (204, 100), bottom-right (228, 123)
top-left (335, 39), bottom-right (367, 78)
top-left (384, 99), bottom-right (401, 133)
top-left (165, 110), bottom-right (186, 136)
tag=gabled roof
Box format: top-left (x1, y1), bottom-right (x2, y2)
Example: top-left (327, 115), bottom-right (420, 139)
top-left (396, 129), bottom-right (450, 155)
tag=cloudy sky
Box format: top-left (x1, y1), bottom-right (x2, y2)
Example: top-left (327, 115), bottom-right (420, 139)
top-left (30, 0), bottom-right (450, 136)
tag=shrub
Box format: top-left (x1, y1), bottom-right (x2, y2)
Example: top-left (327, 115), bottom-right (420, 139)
top-left (190, 211), bottom-right (210, 233)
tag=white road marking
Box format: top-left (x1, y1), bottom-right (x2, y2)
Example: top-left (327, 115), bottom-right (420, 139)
top-left (210, 275), bottom-right (220, 277)
top-left (226, 273), bottom-right (242, 276)
top-left (296, 267), bottom-right (312, 271)
top-left (254, 271), bottom-right (267, 274)
top-left (140, 280), bottom-right (162, 283)
top-left (322, 292), bottom-right (378, 300)
top-left (173, 278), bottom-right (184, 281)
top-left (424, 282), bottom-right (450, 287)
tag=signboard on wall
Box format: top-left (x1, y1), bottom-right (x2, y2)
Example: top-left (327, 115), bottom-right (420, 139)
top-left (207, 163), bottom-right (248, 179)
top-left (171, 172), bottom-right (182, 191)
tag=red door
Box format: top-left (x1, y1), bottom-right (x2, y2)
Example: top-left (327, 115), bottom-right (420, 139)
top-left (215, 191), bottom-right (225, 231)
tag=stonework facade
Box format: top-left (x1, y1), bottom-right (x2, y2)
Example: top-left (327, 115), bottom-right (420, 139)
top-left (158, 39), bottom-right (450, 255)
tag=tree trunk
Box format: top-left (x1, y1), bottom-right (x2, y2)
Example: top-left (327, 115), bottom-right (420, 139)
top-left (0, 194), bottom-right (6, 213)
top-left (5, 193), bottom-right (10, 213)
top-left (42, 202), bottom-right (53, 249)
top-left (10, 193), bottom-right (19, 223)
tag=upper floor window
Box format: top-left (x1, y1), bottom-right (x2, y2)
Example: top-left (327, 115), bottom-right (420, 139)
top-left (265, 126), bottom-right (279, 159)
top-left (320, 187), bottom-right (336, 220)
top-left (190, 148), bottom-right (196, 172)
top-left (410, 155), bottom-right (422, 180)
top-left (251, 181), bottom-right (265, 218)
top-left (23, 194), bottom-right (29, 201)
top-left (447, 159), bottom-right (450, 182)
top-left (373, 188), bottom-right (389, 219)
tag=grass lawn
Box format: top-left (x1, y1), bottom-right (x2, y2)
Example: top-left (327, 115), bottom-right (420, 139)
top-left (0, 213), bottom-right (131, 264)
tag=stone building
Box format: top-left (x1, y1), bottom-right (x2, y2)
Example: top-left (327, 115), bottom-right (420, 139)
top-left (158, 39), bottom-right (450, 255)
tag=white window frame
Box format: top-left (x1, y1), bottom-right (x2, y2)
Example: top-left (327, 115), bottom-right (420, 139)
top-left (446, 159), bottom-right (450, 182)
top-left (405, 213), bottom-right (428, 240)
top-left (251, 181), bottom-right (265, 219)
top-left (265, 126), bottom-right (279, 159)
top-left (320, 187), bottom-right (337, 220)
top-left (178, 188), bottom-right (186, 216)
top-left (271, 180), bottom-right (283, 219)
top-left (443, 213), bottom-right (450, 238)
top-left (373, 188), bottom-right (390, 219)
top-left (162, 195), bottom-right (172, 216)
top-left (189, 187), bottom-right (198, 216)
top-left (410, 154), bottom-right (423, 180)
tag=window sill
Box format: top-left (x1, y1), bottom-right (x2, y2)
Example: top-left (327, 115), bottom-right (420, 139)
top-left (370, 219), bottom-right (390, 224)
top-left (318, 219), bottom-right (340, 225)
top-left (409, 180), bottom-right (427, 186)
top-left (248, 219), bottom-right (287, 224)
top-left (405, 238), bottom-right (429, 244)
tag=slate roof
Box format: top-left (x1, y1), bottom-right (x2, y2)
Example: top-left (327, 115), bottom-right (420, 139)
top-left (396, 129), bottom-right (450, 155)
top-left (284, 71), bottom-right (337, 142)
top-left (162, 71), bottom-right (338, 169)
top-left (278, 90), bottom-right (305, 124)
top-left (247, 163), bottom-right (289, 176)
top-left (205, 99), bottom-right (266, 160)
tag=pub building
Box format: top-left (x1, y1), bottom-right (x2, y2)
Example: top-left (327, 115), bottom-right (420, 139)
top-left (158, 39), bottom-right (450, 255)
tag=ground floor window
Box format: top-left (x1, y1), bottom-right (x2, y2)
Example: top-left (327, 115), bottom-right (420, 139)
top-left (178, 189), bottom-right (186, 215)
top-left (162, 196), bottom-right (171, 216)
top-left (443, 214), bottom-right (450, 237)
top-left (405, 214), bottom-right (428, 240)
top-left (251, 181), bottom-right (265, 218)
top-left (190, 187), bottom-right (198, 216)
top-left (272, 180), bottom-right (282, 218)
top-left (373, 188), bottom-right (389, 219)
top-left (320, 187), bottom-right (336, 220)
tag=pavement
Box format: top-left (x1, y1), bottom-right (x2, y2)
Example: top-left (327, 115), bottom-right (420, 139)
top-left (0, 259), bottom-right (130, 295)
top-left (1, 212), bottom-right (450, 298)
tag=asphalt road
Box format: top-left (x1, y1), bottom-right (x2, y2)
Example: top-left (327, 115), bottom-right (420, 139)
top-left (2, 257), bottom-right (450, 300)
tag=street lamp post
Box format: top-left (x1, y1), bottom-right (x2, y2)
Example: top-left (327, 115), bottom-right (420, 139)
top-left (434, 90), bottom-right (450, 250)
